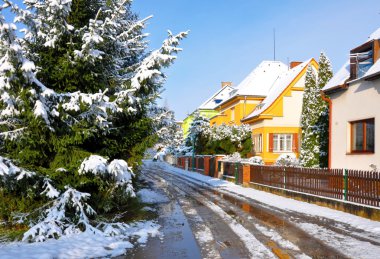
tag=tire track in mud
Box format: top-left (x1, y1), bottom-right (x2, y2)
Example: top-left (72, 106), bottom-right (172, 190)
top-left (144, 171), bottom-right (254, 259)
top-left (145, 163), bottom-right (349, 259)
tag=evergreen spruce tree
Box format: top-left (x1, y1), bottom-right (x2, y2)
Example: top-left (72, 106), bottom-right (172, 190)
top-left (0, 0), bottom-right (187, 241)
top-left (300, 66), bottom-right (319, 167)
top-left (300, 53), bottom-right (333, 168)
top-left (316, 52), bottom-right (333, 168)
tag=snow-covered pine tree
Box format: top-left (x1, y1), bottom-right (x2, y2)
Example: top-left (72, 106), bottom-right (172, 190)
top-left (316, 52), bottom-right (333, 168)
top-left (0, 0), bottom-right (187, 240)
top-left (300, 53), bottom-right (333, 168)
top-left (300, 65), bottom-right (320, 167)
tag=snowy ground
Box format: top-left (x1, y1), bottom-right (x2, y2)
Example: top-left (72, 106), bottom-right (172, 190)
top-left (0, 189), bottom-right (168, 259)
top-left (142, 160), bottom-right (380, 259)
top-left (2, 160), bottom-right (380, 258)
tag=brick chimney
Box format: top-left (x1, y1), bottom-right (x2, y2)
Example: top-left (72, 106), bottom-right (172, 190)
top-left (221, 81), bottom-right (232, 88)
top-left (290, 61), bottom-right (302, 69)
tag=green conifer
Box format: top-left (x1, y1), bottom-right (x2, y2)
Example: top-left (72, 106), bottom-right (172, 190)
top-left (316, 52), bottom-right (333, 167)
top-left (300, 52), bottom-right (333, 168)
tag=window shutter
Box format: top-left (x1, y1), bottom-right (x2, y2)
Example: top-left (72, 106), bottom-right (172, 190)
top-left (269, 133), bottom-right (274, 152)
top-left (292, 133), bottom-right (298, 152)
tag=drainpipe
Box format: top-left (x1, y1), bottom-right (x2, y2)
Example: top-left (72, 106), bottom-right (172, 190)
top-left (321, 91), bottom-right (332, 169)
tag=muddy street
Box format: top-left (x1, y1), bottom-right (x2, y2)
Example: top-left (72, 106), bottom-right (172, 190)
top-left (124, 161), bottom-right (380, 259)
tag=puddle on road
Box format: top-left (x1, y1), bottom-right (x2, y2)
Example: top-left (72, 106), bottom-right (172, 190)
top-left (209, 190), bottom-right (346, 258)
top-left (124, 197), bottom-right (201, 259)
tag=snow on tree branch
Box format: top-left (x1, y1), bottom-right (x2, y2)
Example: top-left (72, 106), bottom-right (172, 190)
top-left (79, 155), bottom-right (135, 197)
top-left (22, 187), bottom-right (98, 242)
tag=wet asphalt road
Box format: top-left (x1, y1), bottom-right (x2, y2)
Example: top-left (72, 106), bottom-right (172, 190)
top-left (123, 162), bottom-right (380, 259)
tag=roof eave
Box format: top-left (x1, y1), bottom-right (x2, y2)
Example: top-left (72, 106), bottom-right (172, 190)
top-left (364, 71), bottom-right (380, 81)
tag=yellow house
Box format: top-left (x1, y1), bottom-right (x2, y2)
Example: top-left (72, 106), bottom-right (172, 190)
top-left (241, 59), bottom-right (319, 164)
top-left (210, 61), bottom-right (288, 126)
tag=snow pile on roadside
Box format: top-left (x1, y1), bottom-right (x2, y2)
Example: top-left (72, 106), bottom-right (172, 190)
top-left (0, 220), bottom-right (160, 259)
top-left (275, 153), bottom-right (299, 166)
top-left (137, 189), bottom-right (169, 204)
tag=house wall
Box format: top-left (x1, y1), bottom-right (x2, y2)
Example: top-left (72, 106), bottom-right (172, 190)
top-left (210, 98), bottom-right (261, 126)
top-left (329, 79), bottom-right (380, 170)
top-left (248, 75), bottom-right (307, 164)
top-left (251, 126), bottom-right (301, 164)
top-left (182, 114), bottom-right (194, 138)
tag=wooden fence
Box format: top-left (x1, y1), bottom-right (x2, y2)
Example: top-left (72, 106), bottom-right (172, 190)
top-left (346, 169), bottom-right (380, 206)
top-left (250, 165), bottom-right (380, 207)
top-left (174, 156), bottom-right (380, 207)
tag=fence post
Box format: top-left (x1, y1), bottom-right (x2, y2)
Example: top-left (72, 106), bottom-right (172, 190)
top-left (283, 167), bottom-right (286, 189)
top-left (242, 163), bottom-right (251, 187)
top-left (344, 169), bottom-right (348, 201)
top-left (185, 159), bottom-right (188, 171)
top-left (235, 162), bottom-right (239, 185)
top-left (219, 161), bottom-right (224, 179)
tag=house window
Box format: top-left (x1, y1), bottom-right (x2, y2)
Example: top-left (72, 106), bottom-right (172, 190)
top-left (351, 118), bottom-right (375, 153)
top-left (350, 42), bottom-right (373, 79)
top-left (231, 108), bottom-right (235, 121)
top-left (273, 134), bottom-right (293, 152)
top-left (252, 134), bottom-right (262, 153)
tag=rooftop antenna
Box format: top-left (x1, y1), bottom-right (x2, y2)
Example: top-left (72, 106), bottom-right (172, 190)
top-left (273, 28), bottom-right (276, 61)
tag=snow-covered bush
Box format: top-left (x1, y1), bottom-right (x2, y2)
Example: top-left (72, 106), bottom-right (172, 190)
top-left (186, 115), bottom-right (252, 156)
top-left (275, 153), bottom-right (299, 167)
top-left (222, 152), bottom-right (242, 162)
top-left (79, 155), bottom-right (135, 197)
top-left (247, 156), bottom-right (264, 165)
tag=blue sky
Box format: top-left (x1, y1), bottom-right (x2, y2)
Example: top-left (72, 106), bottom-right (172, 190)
top-left (132, 0), bottom-right (380, 120)
top-left (4, 1), bottom-right (380, 120)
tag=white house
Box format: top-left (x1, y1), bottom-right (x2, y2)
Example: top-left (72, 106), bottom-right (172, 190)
top-left (323, 27), bottom-right (380, 170)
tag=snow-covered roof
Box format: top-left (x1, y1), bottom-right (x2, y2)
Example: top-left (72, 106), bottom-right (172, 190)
top-left (322, 60), bottom-right (350, 92)
top-left (362, 58), bottom-right (380, 79)
top-left (233, 61), bottom-right (288, 97)
top-left (367, 27), bottom-right (380, 42)
top-left (198, 85), bottom-right (235, 110)
top-left (244, 59), bottom-right (312, 120)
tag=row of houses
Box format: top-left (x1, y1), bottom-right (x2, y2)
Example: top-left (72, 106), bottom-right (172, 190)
top-left (182, 27), bottom-right (380, 171)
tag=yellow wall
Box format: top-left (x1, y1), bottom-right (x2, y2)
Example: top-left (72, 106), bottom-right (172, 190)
top-left (210, 98), bottom-right (262, 126)
top-left (245, 59), bottom-right (318, 164)
top-left (251, 126), bottom-right (301, 164)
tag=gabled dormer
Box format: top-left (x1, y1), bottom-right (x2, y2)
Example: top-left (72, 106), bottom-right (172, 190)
top-left (349, 37), bottom-right (380, 80)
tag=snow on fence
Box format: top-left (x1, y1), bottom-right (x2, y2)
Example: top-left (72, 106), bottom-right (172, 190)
top-left (173, 156), bottom-right (380, 207)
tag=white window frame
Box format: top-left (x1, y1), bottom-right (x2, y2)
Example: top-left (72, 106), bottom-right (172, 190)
top-left (231, 107), bottom-right (235, 121)
top-left (252, 134), bottom-right (262, 153)
top-left (273, 134), bottom-right (293, 152)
